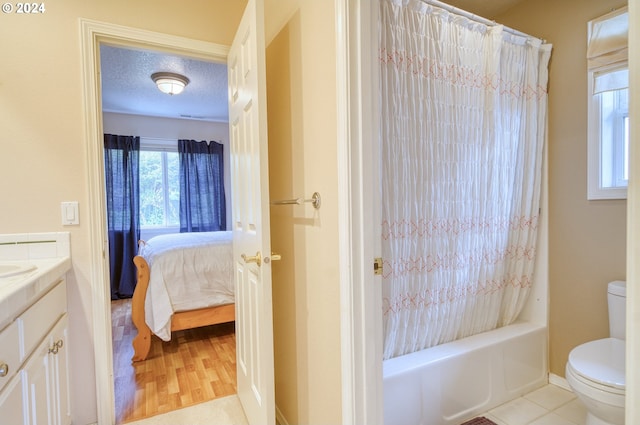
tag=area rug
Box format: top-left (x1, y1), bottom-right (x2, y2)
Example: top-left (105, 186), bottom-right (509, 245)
top-left (460, 417), bottom-right (498, 425)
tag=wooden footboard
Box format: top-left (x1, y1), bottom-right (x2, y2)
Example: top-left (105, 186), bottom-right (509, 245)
top-left (131, 255), bottom-right (153, 362)
top-left (130, 255), bottom-right (236, 362)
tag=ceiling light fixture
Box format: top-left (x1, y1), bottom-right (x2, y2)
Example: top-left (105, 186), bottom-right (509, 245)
top-left (151, 72), bottom-right (190, 95)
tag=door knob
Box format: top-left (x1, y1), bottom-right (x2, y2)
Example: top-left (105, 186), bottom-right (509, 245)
top-left (241, 252), bottom-right (262, 267)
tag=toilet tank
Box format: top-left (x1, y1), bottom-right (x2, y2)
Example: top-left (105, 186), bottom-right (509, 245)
top-left (608, 280), bottom-right (626, 339)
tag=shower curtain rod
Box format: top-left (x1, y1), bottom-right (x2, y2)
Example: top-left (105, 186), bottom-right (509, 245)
top-left (419, 0), bottom-right (545, 43)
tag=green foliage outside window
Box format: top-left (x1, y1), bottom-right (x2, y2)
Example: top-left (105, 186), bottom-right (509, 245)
top-left (139, 151), bottom-right (180, 227)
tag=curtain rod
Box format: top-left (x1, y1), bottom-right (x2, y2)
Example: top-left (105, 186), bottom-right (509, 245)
top-left (140, 136), bottom-right (177, 143)
top-left (140, 136), bottom-right (218, 145)
top-left (419, 0), bottom-right (545, 43)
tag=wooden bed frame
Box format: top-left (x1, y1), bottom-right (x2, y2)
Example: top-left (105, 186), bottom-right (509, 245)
top-left (130, 255), bottom-right (235, 362)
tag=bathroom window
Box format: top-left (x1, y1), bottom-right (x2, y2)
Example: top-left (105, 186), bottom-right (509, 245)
top-left (588, 67), bottom-right (629, 199)
top-left (586, 7), bottom-right (628, 200)
top-left (139, 139), bottom-right (180, 228)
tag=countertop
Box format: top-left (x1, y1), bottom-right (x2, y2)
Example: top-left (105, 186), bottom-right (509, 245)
top-left (0, 257), bottom-right (71, 331)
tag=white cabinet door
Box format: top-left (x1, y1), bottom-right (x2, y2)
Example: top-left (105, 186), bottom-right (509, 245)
top-left (22, 338), bottom-right (53, 425)
top-left (22, 315), bottom-right (68, 425)
top-left (49, 317), bottom-right (70, 425)
top-left (0, 374), bottom-right (25, 425)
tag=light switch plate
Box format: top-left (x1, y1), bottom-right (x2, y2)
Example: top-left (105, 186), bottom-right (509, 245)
top-left (61, 201), bottom-right (79, 225)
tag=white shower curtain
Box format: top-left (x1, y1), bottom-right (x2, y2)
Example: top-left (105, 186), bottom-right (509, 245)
top-left (380, 0), bottom-right (552, 359)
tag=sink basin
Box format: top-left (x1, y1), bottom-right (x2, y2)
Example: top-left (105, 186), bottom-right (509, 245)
top-left (0, 263), bottom-right (37, 278)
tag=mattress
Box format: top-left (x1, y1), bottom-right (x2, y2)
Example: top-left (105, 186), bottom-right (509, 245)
top-left (138, 231), bottom-right (234, 341)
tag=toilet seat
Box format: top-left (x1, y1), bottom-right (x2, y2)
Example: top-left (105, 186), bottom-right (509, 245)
top-left (567, 338), bottom-right (625, 396)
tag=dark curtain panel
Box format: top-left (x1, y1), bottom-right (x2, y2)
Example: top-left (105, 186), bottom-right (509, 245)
top-left (178, 139), bottom-right (226, 232)
top-left (104, 134), bottom-right (140, 299)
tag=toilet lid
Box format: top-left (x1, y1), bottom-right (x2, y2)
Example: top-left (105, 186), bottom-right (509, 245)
top-left (568, 338), bottom-right (625, 390)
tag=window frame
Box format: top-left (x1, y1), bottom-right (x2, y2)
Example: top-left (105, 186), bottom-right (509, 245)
top-left (139, 138), bottom-right (180, 229)
top-left (587, 63), bottom-right (629, 200)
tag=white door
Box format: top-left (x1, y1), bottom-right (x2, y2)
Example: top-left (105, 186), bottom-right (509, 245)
top-left (227, 0), bottom-right (275, 424)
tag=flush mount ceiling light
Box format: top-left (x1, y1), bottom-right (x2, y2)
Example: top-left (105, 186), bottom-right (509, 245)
top-left (151, 72), bottom-right (190, 95)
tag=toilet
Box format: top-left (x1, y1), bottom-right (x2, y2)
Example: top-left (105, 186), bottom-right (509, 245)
top-left (566, 281), bottom-right (626, 425)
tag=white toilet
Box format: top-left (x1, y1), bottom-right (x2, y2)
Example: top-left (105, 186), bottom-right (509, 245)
top-left (566, 280), bottom-right (626, 425)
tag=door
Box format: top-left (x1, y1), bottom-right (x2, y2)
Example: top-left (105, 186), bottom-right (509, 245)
top-left (227, 0), bottom-right (275, 424)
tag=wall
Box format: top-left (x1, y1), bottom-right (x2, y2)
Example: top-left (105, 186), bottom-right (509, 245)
top-left (264, 0), bottom-right (343, 424)
top-left (497, 0), bottom-right (628, 378)
top-left (103, 112), bottom-right (232, 236)
top-left (0, 2), bottom-right (246, 423)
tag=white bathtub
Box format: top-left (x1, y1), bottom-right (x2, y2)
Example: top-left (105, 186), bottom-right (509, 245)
top-left (383, 322), bottom-right (548, 425)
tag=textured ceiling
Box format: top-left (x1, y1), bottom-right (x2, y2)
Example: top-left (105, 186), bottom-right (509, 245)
top-left (100, 45), bottom-right (228, 122)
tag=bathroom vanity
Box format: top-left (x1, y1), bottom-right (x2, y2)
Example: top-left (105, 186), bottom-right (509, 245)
top-left (0, 233), bottom-right (72, 425)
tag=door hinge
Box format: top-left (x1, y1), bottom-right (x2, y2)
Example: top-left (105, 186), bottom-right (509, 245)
top-left (374, 257), bottom-right (383, 276)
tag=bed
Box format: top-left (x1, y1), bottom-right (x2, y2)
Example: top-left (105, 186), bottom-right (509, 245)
top-left (130, 231), bottom-right (235, 362)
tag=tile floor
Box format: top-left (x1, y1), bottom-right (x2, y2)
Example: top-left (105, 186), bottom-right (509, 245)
top-left (125, 395), bottom-right (248, 425)
top-left (481, 384), bottom-right (587, 425)
top-left (126, 383), bottom-right (586, 425)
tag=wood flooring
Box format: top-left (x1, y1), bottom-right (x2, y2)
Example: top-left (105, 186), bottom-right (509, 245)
top-left (111, 299), bottom-right (237, 424)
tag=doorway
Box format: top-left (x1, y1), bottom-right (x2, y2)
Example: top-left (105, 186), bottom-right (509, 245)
top-left (101, 45), bottom-right (237, 423)
top-left (80, 19), bottom-right (252, 425)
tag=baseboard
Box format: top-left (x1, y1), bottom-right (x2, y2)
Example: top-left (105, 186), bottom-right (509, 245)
top-left (275, 405), bottom-right (289, 425)
top-left (549, 372), bottom-right (572, 392)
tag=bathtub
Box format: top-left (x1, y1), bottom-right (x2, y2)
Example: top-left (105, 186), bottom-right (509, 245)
top-left (383, 321), bottom-right (548, 425)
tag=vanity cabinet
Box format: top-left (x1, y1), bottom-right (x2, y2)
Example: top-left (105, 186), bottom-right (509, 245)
top-left (0, 279), bottom-right (69, 425)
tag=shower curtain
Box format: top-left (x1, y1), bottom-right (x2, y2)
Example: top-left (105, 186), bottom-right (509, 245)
top-left (380, 0), bottom-right (552, 359)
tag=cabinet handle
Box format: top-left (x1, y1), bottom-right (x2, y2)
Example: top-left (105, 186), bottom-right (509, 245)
top-left (0, 362), bottom-right (8, 377)
top-left (48, 340), bottom-right (64, 355)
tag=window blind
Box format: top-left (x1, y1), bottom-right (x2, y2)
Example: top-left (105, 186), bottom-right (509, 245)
top-left (587, 7), bottom-right (628, 71)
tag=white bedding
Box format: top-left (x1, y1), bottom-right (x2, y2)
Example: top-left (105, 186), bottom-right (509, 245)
top-left (138, 231), bottom-right (234, 341)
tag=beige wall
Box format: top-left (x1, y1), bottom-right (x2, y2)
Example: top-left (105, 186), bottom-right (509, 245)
top-left (0, 2), bottom-right (245, 423)
top-left (265, 1), bottom-right (343, 424)
top-left (497, 0), bottom-right (628, 378)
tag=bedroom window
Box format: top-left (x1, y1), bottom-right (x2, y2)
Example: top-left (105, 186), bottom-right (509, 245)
top-left (586, 7), bottom-right (628, 200)
top-left (139, 139), bottom-right (180, 228)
